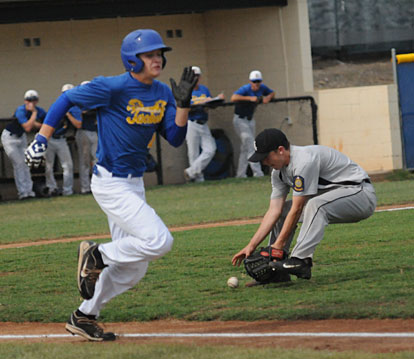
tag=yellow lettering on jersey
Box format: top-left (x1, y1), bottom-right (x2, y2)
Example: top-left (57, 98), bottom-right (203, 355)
top-left (126, 99), bottom-right (167, 125)
top-left (191, 94), bottom-right (207, 105)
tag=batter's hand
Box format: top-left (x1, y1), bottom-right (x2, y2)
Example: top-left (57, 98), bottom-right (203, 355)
top-left (25, 134), bottom-right (48, 168)
top-left (170, 67), bottom-right (198, 108)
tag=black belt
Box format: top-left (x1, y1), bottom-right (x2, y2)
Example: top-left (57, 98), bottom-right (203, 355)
top-left (235, 114), bottom-right (253, 121)
top-left (319, 177), bottom-right (371, 186)
top-left (194, 120), bottom-right (207, 125)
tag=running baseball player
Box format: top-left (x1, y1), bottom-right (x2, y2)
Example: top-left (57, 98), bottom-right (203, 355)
top-left (184, 66), bottom-right (224, 182)
top-left (25, 29), bottom-right (197, 341)
top-left (232, 128), bottom-right (377, 281)
top-left (1, 90), bottom-right (45, 199)
top-left (231, 70), bottom-right (274, 178)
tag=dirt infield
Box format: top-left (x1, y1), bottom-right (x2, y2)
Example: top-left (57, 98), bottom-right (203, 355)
top-left (1, 319), bottom-right (414, 353)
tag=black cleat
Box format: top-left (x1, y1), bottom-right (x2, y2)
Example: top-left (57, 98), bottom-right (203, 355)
top-left (271, 257), bottom-right (313, 280)
top-left (65, 311), bottom-right (116, 342)
top-left (77, 241), bottom-right (105, 300)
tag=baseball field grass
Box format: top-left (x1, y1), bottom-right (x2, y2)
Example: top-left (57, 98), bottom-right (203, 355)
top-left (1, 175), bottom-right (414, 244)
top-left (1, 175), bottom-right (414, 358)
top-left (1, 343), bottom-right (413, 359)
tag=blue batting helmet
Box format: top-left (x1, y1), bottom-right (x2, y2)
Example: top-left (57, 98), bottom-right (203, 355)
top-left (121, 29), bottom-right (172, 73)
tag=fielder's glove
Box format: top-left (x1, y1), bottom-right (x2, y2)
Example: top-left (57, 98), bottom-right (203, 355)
top-left (25, 133), bottom-right (48, 168)
top-left (243, 246), bottom-right (290, 284)
top-left (170, 66), bottom-right (198, 108)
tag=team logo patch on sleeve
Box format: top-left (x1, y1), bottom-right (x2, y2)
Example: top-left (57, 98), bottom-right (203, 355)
top-left (293, 176), bottom-right (305, 192)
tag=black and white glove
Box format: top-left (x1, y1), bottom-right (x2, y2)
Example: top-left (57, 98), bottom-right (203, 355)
top-left (25, 133), bottom-right (48, 168)
top-left (170, 67), bottom-right (198, 108)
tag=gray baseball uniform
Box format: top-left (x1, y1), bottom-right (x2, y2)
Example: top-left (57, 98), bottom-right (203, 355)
top-left (269, 145), bottom-right (377, 258)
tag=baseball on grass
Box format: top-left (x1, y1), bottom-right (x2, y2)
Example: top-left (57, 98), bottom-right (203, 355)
top-left (227, 276), bottom-right (239, 288)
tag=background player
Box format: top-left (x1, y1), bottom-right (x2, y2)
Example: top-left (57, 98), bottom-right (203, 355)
top-left (44, 83), bottom-right (81, 196)
top-left (232, 128), bottom-right (377, 280)
top-left (184, 66), bottom-right (224, 182)
top-left (231, 70), bottom-right (274, 178)
top-left (25, 29), bottom-right (197, 341)
top-left (1, 90), bottom-right (45, 200)
top-left (76, 81), bottom-right (98, 194)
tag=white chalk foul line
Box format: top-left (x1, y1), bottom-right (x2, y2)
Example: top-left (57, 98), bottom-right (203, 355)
top-left (1, 332), bottom-right (414, 340)
top-left (375, 206), bottom-right (414, 213)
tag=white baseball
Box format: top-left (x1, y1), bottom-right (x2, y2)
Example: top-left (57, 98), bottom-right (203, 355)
top-left (227, 276), bottom-right (239, 288)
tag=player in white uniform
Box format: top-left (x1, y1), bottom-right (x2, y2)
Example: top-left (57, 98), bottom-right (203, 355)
top-left (184, 66), bottom-right (224, 182)
top-left (232, 128), bottom-right (377, 280)
top-left (25, 29), bottom-right (197, 341)
top-left (1, 90), bottom-right (45, 199)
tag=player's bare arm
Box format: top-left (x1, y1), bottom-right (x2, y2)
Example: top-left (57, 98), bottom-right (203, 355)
top-left (174, 107), bottom-right (191, 127)
top-left (39, 123), bottom-right (56, 140)
top-left (66, 112), bottom-right (82, 129)
top-left (262, 91), bottom-right (275, 104)
top-left (232, 196), bottom-right (286, 266)
top-left (231, 93), bottom-right (257, 103)
top-left (271, 195), bottom-right (308, 250)
top-left (21, 106), bottom-right (38, 132)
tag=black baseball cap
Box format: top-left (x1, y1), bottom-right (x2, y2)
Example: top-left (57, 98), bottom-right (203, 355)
top-left (248, 128), bottom-right (289, 162)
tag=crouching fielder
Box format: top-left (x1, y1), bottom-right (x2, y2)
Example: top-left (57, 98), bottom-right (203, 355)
top-left (232, 128), bottom-right (377, 281)
top-left (25, 29), bottom-right (197, 341)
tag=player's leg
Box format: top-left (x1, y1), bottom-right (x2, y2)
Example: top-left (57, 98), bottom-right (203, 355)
top-left (268, 200), bottom-right (298, 252)
top-left (76, 130), bottom-right (91, 194)
top-left (1, 131), bottom-right (34, 199)
top-left (88, 131), bottom-right (98, 166)
top-left (274, 183), bottom-right (377, 279)
top-left (78, 259), bottom-right (149, 318)
top-left (292, 183), bottom-right (376, 259)
top-left (91, 166), bottom-right (174, 264)
top-left (55, 138), bottom-right (74, 195)
top-left (187, 123), bottom-right (216, 181)
top-left (67, 167), bottom-right (173, 341)
top-left (233, 115), bottom-right (251, 178)
top-left (247, 119), bottom-right (264, 177)
top-left (44, 140), bottom-right (58, 194)
top-left (184, 121), bottom-right (201, 180)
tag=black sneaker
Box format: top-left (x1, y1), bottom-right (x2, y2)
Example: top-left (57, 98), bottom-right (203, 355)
top-left (271, 257), bottom-right (313, 279)
top-left (65, 311), bottom-right (116, 341)
top-left (77, 241), bottom-right (105, 300)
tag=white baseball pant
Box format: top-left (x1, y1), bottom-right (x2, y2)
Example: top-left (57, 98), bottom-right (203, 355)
top-left (1, 129), bottom-right (35, 199)
top-left (79, 165), bottom-right (174, 317)
top-left (232, 114), bottom-right (264, 178)
top-left (185, 121), bottom-right (216, 181)
top-left (45, 137), bottom-right (74, 195)
top-left (76, 129), bottom-right (98, 193)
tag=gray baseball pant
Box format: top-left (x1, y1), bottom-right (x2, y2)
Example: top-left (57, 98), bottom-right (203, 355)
top-left (269, 182), bottom-right (377, 258)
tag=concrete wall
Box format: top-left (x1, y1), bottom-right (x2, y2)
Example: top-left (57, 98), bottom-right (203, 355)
top-left (314, 84), bottom-right (403, 173)
top-left (0, 1), bottom-right (314, 188)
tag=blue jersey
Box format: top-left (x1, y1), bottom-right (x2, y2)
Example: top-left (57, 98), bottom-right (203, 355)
top-left (234, 83), bottom-right (273, 119)
top-left (53, 105), bottom-right (82, 138)
top-left (81, 110), bottom-right (98, 132)
top-left (7, 105), bottom-right (47, 137)
top-left (64, 72), bottom-right (177, 177)
top-left (189, 84), bottom-right (211, 123)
